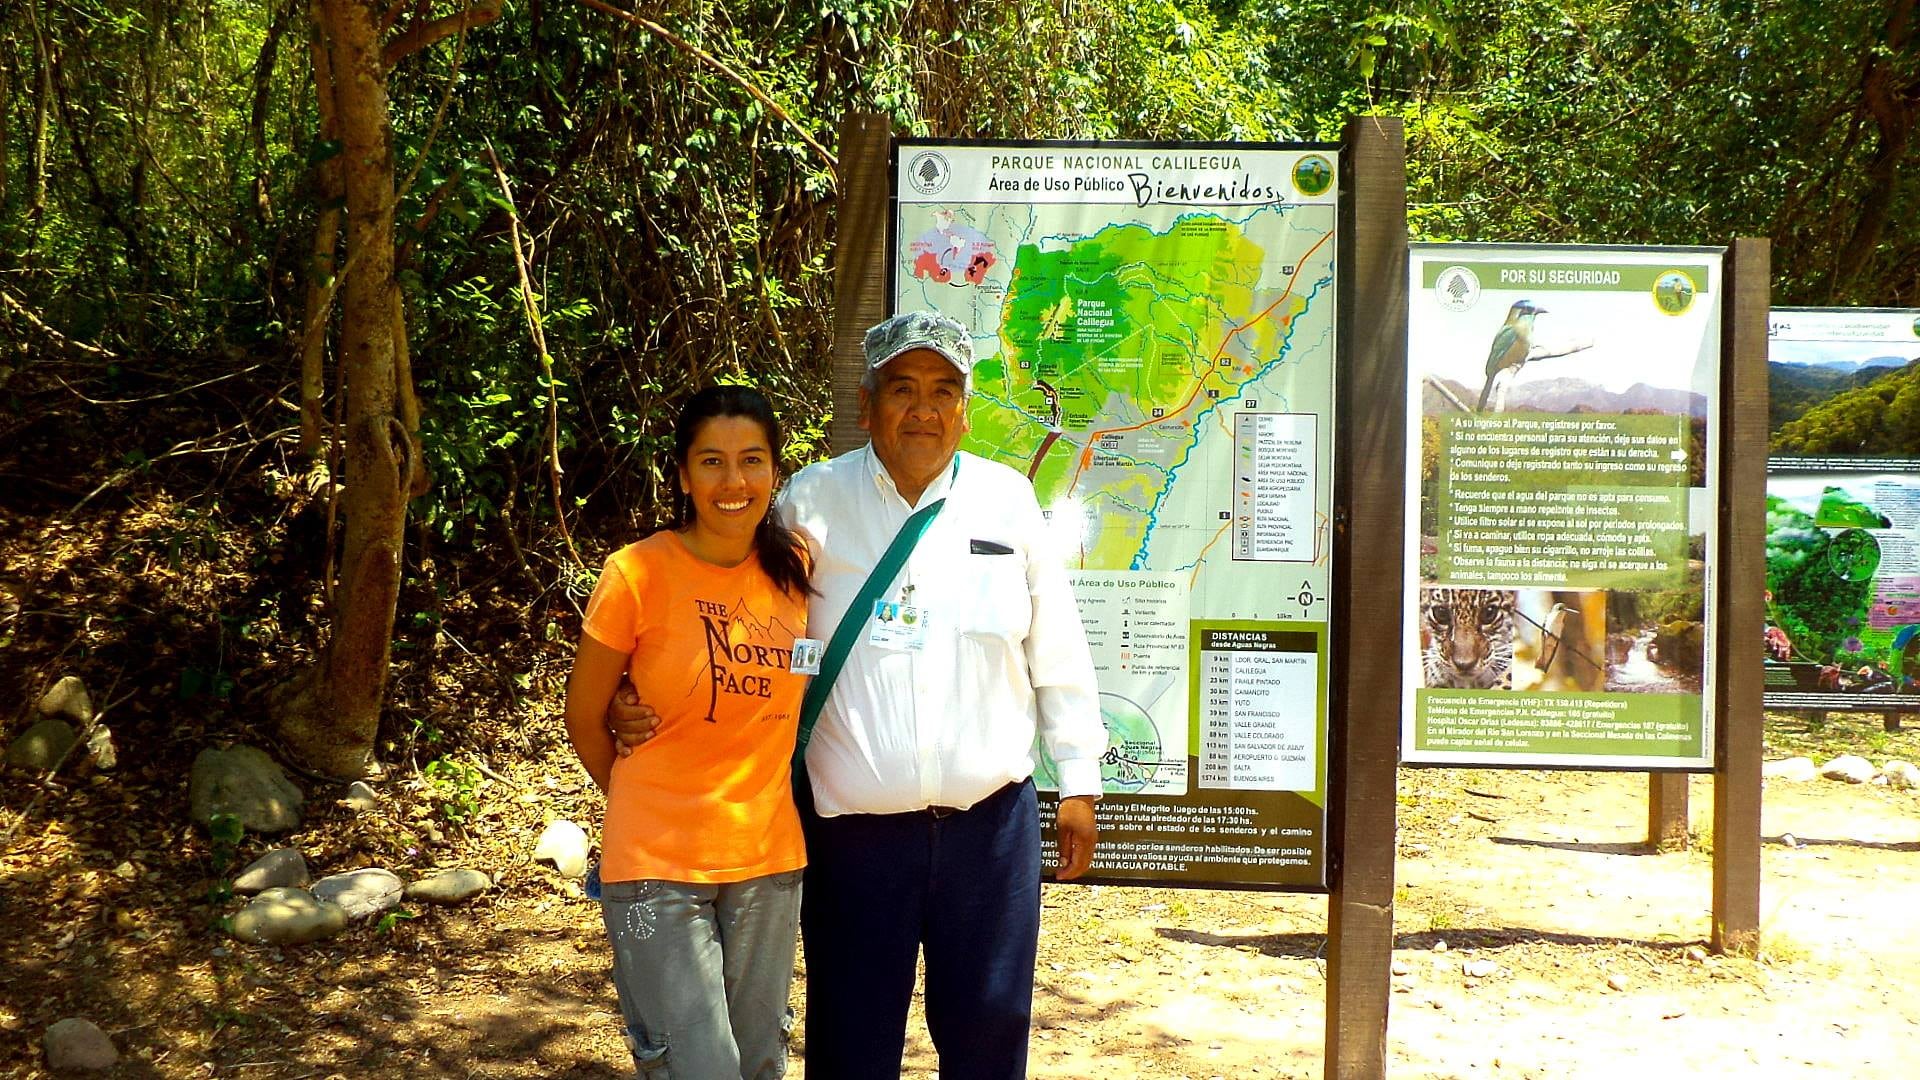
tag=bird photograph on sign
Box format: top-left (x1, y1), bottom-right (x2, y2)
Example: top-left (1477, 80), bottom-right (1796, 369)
top-left (1454, 297), bottom-right (1596, 413)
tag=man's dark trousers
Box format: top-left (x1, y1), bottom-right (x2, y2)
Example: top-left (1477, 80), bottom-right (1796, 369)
top-left (798, 778), bottom-right (1042, 1079)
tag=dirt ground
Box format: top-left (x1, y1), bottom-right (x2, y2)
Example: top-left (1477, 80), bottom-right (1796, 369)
top-left (6, 722), bottom-right (1919, 1079)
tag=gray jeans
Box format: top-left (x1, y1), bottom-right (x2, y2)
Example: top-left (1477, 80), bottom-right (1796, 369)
top-left (598, 870), bottom-right (802, 1079)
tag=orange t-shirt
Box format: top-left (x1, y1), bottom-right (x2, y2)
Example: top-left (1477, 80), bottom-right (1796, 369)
top-left (580, 531), bottom-right (808, 884)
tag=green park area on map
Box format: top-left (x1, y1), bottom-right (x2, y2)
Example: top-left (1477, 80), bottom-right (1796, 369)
top-left (952, 213), bottom-right (1332, 571)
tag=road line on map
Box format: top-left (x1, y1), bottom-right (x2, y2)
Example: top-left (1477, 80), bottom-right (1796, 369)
top-left (1063, 227), bottom-right (1335, 498)
top-left (1028, 430), bottom-right (1061, 479)
top-left (1187, 520), bottom-right (1234, 588)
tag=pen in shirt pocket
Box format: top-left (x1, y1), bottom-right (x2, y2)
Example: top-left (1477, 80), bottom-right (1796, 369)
top-left (969, 538), bottom-right (1014, 555)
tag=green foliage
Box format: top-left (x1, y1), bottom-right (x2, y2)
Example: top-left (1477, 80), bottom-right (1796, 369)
top-left (1, 0), bottom-right (309, 353)
top-left (1773, 361), bottom-right (1920, 457)
top-left (420, 756), bottom-right (484, 826)
top-left (208, 812), bottom-right (246, 848)
top-left (1770, 360), bottom-right (1915, 437)
top-left (374, 908), bottom-right (419, 935)
top-left (1310, 0), bottom-right (1920, 307)
top-left (205, 812), bottom-right (245, 904)
top-left (1640, 586), bottom-right (1705, 628)
top-left (1765, 496), bottom-right (1876, 665)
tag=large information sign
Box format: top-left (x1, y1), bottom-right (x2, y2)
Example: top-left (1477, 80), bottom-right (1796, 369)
top-left (1402, 244), bottom-right (1722, 769)
top-left (1763, 309), bottom-right (1920, 712)
top-left (893, 140), bottom-right (1338, 888)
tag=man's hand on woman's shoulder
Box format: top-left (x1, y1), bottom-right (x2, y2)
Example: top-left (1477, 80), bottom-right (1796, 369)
top-left (607, 678), bottom-right (661, 756)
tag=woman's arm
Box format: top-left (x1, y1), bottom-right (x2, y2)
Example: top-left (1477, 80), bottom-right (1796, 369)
top-left (564, 636), bottom-right (632, 792)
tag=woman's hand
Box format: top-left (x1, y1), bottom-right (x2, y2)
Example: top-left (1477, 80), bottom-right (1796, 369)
top-left (563, 637), bottom-right (631, 792)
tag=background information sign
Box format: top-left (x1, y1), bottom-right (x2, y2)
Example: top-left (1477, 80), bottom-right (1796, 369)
top-left (1764, 308), bottom-right (1920, 712)
top-left (893, 140), bottom-right (1338, 887)
top-left (1403, 244), bottom-right (1723, 769)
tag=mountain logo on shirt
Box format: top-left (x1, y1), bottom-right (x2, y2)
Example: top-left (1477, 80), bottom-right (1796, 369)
top-left (694, 597), bottom-right (800, 722)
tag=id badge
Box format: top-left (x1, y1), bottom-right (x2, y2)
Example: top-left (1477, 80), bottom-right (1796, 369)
top-left (790, 638), bottom-right (825, 675)
top-left (868, 600), bottom-right (930, 651)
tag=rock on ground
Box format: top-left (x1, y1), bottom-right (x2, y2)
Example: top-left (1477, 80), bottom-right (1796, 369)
top-left (43, 1017), bottom-right (118, 1071)
top-left (340, 780), bottom-right (380, 811)
top-left (83, 725), bottom-right (116, 770)
top-left (1762, 756), bottom-right (1818, 782)
top-left (533, 819), bottom-right (590, 879)
top-left (232, 848), bottom-right (310, 894)
top-left (1819, 755), bottom-right (1877, 784)
top-left (5, 718), bottom-right (77, 772)
top-left (405, 868), bottom-right (492, 904)
top-left (36, 676), bottom-right (95, 724)
top-left (189, 746), bottom-right (305, 833)
top-left (230, 887), bottom-right (348, 945)
top-left (1883, 760), bottom-right (1919, 790)
top-left (311, 868), bottom-right (404, 919)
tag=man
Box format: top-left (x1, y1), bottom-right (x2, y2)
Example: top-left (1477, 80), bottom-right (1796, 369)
top-left (610, 310), bottom-right (1107, 1078)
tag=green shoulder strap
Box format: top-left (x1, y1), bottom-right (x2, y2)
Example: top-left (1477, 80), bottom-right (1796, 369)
top-left (791, 463), bottom-right (955, 775)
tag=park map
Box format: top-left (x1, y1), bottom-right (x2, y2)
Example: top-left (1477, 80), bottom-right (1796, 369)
top-left (895, 144), bottom-right (1337, 815)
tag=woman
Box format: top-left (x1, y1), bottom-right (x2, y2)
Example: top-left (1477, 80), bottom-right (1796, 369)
top-left (564, 384), bottom-right (814, 1079)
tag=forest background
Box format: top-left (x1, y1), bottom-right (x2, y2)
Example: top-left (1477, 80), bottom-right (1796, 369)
top-left (1, 0), bottom-right (1917, 781)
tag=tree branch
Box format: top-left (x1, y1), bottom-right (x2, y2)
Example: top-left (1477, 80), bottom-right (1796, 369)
top-left (395, 2), bottom-right (471, 203)
top-left (1422, 375), bottom-right (1471, 414)
top-left (250, 0), bottom-right (299, 226)
top-left (0, 284), bottom-right (117, 359)
top-left (575, 0), bottom-right (838, 180)
top-left (383, 0), bottom-right (502, 67)
top-left (1828, 0), bottom-right (1917, 300)
top-left (483, 141), bottom-right (586, 572)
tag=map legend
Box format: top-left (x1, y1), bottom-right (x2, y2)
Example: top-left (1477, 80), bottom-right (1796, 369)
top-left (1059, 572), bottom-right (1191, 795)
top-left (1197, 628), bottom-right (1319, 791)
top-left (1233, 412), bottom-right (1318, 562)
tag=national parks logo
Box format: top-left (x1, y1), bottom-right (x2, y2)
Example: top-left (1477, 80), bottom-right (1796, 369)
top-left (1291, 154), bottom-right (1333, 197)
top-left (1652, 270), bottom-right (1696, 316)
top-left (1434, 265), bottom-right (1480, 312)
top-left (907, 150), bottom-right (952, 196)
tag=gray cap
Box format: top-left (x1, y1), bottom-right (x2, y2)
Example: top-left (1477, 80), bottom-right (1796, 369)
top-left (863, 310), bottom-right (974, 377)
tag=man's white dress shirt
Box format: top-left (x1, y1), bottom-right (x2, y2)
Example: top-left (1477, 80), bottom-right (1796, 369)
top-left (779, 445), bottom-right (1107, 817)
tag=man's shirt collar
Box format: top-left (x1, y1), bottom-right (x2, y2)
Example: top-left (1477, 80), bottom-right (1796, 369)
top-left (863, 444), bottom-right (961, 511)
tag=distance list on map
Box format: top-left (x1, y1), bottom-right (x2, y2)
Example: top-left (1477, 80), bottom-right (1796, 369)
top-left (1197, 627), bottom-right (1319, 789)
top-left (895, 140), bottom-right (1338, 888)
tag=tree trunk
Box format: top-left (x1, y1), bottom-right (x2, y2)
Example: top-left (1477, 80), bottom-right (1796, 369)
top-left (0, 53), bottom-right (11, 205)
top-left (1829, 0), bottom-right (1917, 300)
top-left (272, 0), bottom-right (410, 778)
top-left (298, 0), bottom-right (344, 459)
top-left (251, 0), bottom-right (297, 227)
top-left (26, 0), bottom-right (51, 216)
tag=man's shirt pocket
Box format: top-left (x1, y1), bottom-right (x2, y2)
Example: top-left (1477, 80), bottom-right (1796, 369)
top-left (958, 547), bottom-right (1030, 639)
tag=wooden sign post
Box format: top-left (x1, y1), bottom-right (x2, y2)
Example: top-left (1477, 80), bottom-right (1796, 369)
top-left (828, 113), bottom-right (893, 455)
top-left (1325, 114), bottom-right (1406, 1080)
top-left (1649, 773), bottom-right (1689, 850)
top-left (1712, 237), bottom-right (1769, 957)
